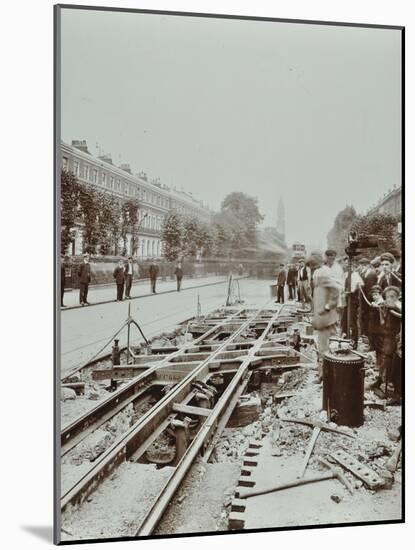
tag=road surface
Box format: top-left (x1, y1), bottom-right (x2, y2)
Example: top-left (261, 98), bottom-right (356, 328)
top-left (60, 278), bottom-right (274, 376)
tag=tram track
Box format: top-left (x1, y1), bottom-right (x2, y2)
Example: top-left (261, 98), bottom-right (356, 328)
top-left (60, 301), bottom-right (308, 539)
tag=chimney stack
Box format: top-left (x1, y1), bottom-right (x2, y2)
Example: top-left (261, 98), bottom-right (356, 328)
top-left (120, 163), bottom-right (132, 174)
top-left (71, 140), bottom-right (89, 154)
top-left (99, 153), bottom-right (113, 164)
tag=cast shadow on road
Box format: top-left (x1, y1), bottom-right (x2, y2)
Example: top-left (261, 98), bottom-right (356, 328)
top-left (21, 525), bottom-right (53, 543)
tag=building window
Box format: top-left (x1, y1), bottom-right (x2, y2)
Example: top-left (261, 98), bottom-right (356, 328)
top-left (102, 173), bottom-right (106, 186)
top-left (92, 169), bottom-right (98, 183)
top-left (84, 165), bottom-right (89, 180)
top-left (110, 176), bottom-right (114, 189)
top-left (73, 161), bottom-right (79, 176)
top-left (117, 179), bottom-right (121, 191)
top-left (62, 156), bottom-right (68, 170)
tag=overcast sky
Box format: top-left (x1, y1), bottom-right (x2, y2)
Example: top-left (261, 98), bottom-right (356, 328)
top-left (60, 9), bottom-right (401, 251)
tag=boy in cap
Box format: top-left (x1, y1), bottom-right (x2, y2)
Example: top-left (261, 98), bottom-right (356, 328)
top-left (371, 286), bottom-right (401, 396)
top-left (366, 284), bottom-right (383, 359)
top-left (360, 257), bottom-right (382, 336)
top-left (379, 286), bottom-right (402, 404)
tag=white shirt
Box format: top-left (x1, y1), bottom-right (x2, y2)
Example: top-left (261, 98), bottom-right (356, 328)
top-left (344, 270), bottom-right (364, 292)
top-left (327, 261), bottom-right (344, 289)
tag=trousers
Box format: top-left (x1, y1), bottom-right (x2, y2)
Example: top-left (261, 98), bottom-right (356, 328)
top-left (116, 283), bottom-right (124, 301)
top-left (177, 277), bottom-right (182, 291)
top-left (277, 285), bottom-right (285, 303)
top-left (151, 278), bottom-right (157, 293)
top-left (79, 283), bottom-right (89, 304)
top-left (125, 274), bottom-right (132, 297)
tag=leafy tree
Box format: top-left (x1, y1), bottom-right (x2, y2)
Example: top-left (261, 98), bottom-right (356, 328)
top-left (182, 216), bottom-right (203, 258)
top-left (221, 192), bottom-right (263, 247)
top-left (78, 185), bottom-right (101, 253)
top-left (326, 205), bottom-right (357, 255)
top-left (60, 170), bottom-right (81, 254)
top-left (161, 212), bottom-right (184, 261)
top-left (350, 213), bottom-right (400, 259)
top-left (199, 224), bottom-right (218, 258)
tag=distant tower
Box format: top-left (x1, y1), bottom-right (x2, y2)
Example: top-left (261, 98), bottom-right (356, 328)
top-left (276, 196), bottom-right (286, 239)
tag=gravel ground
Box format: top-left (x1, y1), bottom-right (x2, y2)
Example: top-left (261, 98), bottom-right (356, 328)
top-left (155, 461), bottom-right (241, 535)
top-left (61, 463), bottom-right (174, 541)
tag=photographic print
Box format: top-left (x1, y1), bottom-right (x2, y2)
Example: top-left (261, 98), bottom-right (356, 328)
top-left (55, 6), bottom-right (403, 544)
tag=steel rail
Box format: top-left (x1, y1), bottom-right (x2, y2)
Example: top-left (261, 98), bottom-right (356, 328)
top-left (61, 305), bottom-right (267, 512)
top-left (135, 305), bottom-right (287, 536)
top-left (61, 307), bottom-right (245, 456)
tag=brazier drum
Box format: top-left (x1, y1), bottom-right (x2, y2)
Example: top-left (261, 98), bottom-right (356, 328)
top-left (322, 349), bottom-right (365, 427)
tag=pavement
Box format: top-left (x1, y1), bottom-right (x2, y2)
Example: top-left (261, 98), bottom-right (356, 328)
top-left (61, 275), bottom-right (237, 310)
top-left (60, 278), bottom-right (274, 377)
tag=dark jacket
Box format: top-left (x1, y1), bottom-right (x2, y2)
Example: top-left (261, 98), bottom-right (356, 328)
top-left (174, 267), bottom-right (183, 279)
top-left (78, 262), bottom-right (91, 284)
top-left (277, 269), bottom-right (286, 286)
top-left (149, 263), bottom-right (159, 279)
top-left (113, 266), bottom-right (125, 284)
top-left (379, 272), bottom-right (401, 291)
top-left (367, 303), bottom-right (383, 335)
top-left (381, 305), bottom-right (401, 356)
top-left (363, 269), bottom-right (378, 295)
top-left (287, 267), bottom-right (297, 285)
top-left (61, 263), bottom-right (66, 283)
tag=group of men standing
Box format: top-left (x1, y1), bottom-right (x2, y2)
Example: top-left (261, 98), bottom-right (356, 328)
top-left (113, 258), bottom-right (183, 300)
top-left (274, 258), bottom-right (313, 305)
top-left (274, 248), bottom-right (402, 405)
top-left (309, 249), bottom-right (402, 406)
top-left (60, 255), bottom-right (184, 307)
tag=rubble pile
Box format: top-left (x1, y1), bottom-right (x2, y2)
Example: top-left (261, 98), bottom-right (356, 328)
top-left (64, 404), bottom-right (136, 466)
top-left (61, 375), bottom-right (112, 426)
top-left (213, 363), bottom-right (401, 496)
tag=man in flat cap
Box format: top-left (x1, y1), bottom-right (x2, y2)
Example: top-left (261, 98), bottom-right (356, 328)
top-left (366, 284), bottom-right (384, 371)
top-left (379, 252), bottom-right (399, 291)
